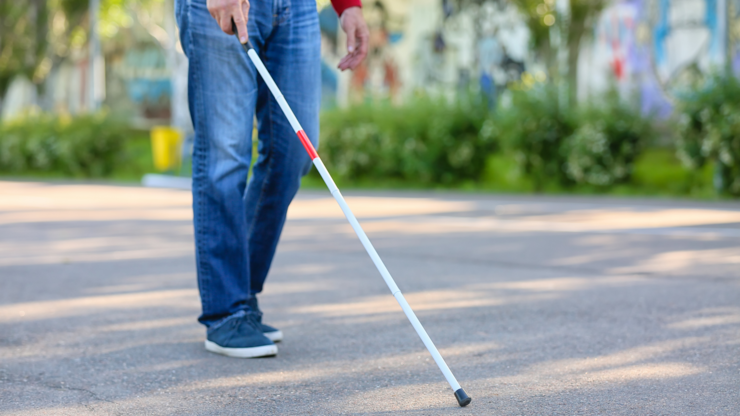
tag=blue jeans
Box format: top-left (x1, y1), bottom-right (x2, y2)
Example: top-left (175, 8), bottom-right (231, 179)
top-left (176, 0), bottom-right (320, 326)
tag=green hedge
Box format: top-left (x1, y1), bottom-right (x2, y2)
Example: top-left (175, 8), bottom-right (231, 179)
top-left (492, 86), bottom-right (654, 190)
top-left (494, 85), bottom-right (574, 190)
top-left (562, 91), bottom-right (652, 188)
top-left (319, 88), bottom-right (657, 193)
top-left (319, 96), bottom-right (495, 185)
top-left (2, 78), bottom-right (735, 198)
top-left (676, 74), bottom-right (740, 196)
top-left (0, 112), bottom-right (127, 177)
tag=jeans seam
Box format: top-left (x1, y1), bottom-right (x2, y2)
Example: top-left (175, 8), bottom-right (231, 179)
top-left (245, 58), bottom-right (276, 258)
top-left (189, 4), bottom-right (213, 315)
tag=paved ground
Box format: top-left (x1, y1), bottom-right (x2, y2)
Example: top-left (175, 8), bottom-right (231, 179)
top-left (1, 180), bottom-right (739, 415)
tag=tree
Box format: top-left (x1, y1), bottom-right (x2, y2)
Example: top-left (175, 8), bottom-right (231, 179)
top-left (0, 0), bottom-right (49, 101)
top-left (508, 0), bottom-right (608, 104)
top-left (0, 0), bottom-right (93, 112)
top-left (0, 0), bottom-right (166, 114)
top-left (565, 0), bottom-right (608, 104)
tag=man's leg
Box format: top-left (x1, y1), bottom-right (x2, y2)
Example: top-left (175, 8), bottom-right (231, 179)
top-left (245, 0), bottom-right (321, 295)
top-left (178, 0), bottom-right (265, 326)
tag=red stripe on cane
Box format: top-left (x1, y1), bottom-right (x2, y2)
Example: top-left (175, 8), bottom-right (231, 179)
top-left (297, 130), bottom-right (318, 160)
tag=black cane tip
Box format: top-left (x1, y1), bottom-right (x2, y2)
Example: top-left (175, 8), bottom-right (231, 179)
top-left (454, 388), bottom-right (471, 407)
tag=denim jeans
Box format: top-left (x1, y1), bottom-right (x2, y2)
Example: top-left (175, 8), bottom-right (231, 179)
top-left (175, 0), bottom-right (320, 326)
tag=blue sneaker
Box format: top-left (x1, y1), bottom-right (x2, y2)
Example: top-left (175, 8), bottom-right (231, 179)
top-left (205, 311), bottom-right (277, 358)
top-left (247, 296), bottom-right (283, 343)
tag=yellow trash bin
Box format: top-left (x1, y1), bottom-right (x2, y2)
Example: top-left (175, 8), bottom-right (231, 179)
top-left (150, 126), bottom-right (183, 172)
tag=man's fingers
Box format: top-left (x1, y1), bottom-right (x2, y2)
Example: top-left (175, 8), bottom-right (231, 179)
top-left (345, 23), bottom-right (357, 54)
top-left (338, 54), bottom-right (362, 71)
top-left (233, 5), bottom-right (249, 43)
top-left (357, 31), bottom-right (369, 58)
top-left (338, 48), bottom-right (361, 70)
top-left (338, 52), bottom-right (355, 67)
top-left (346, 56), bottom-right (362, 70)
top-left (337, 56), bottom-right (351, 71)
top-left (338, 32), bottom-right (366, 71)
top-left (219, 13), bottom-right (234, 34)
top-left (242, 2), bottom-right (249, 25)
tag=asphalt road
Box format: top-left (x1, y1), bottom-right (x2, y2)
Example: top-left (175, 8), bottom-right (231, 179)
top-left (1, 180), bottom-right (739, 415)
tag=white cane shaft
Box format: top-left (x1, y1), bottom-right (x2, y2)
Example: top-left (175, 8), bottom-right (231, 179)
top-left (313, 159), bottom-right (461, 392)
top-left (394, 293), bottom-right (462, 392)
top-left (245, 47), bottom-right (462, 394)
top-left (247, 49), bottom-right (301, 133)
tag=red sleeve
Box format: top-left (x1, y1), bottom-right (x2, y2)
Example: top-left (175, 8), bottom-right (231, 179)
top-left (331, 0), bottom-right (362, 17)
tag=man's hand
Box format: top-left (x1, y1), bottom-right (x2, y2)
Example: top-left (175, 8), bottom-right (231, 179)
top-left (208, 0), bottom-right (250, 43)
top-left (337, 7), bottom-right (369, 71)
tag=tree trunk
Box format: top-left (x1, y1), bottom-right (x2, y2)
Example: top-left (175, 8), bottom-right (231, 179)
top-left (567, 30), bottom-right (581, 106)
top-left (566, 0), bottom-right (607, 106)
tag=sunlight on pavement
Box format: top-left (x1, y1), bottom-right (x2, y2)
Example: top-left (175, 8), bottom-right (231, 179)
top-left (0, 233), bottom-right (194, 266)
top-left (525, 337), bottom-right (709, 376)
top-left (286, 196), bottom-right (477, 219)
top-left (286, 276), bottom-right (649, 317)
top-left (668, 308), bottom-right (740, 330)
top-left (0, 182), bottom-right (192, 210)
top-left (610, 247), bottom-right (740, 275)
top-left (470, 276), bottom-right (646, 292)
top-left (0, 289), bottom-right (198, 323)
top-left (99, 317), bottom-right (196, 332)
top-left (288, 290), bottom-right (557, 317)
top-left (523, 209), bottom-right (740, 229)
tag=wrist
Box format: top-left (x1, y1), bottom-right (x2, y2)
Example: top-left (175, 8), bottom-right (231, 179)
top-left (332, 0), bottom-right (361, 18)
top-left (340, 6), bottom-right (361, 19)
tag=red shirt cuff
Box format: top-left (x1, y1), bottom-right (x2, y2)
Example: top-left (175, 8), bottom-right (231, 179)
top-left (331, 0), bottom-right (362, 17)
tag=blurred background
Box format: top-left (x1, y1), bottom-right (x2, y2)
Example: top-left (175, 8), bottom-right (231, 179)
top-left (1, 0), bottom-right (740, 197)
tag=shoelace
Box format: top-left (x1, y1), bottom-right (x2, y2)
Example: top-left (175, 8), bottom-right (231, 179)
top-left (232, 312), bottom-right (261, 333)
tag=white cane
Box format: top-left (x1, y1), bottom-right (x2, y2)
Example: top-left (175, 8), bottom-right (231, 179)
top-left (234, 30), bottom-right (471, 407)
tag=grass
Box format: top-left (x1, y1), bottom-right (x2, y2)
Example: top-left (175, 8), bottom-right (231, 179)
top-left (631, 148), bottom-right (715, 198)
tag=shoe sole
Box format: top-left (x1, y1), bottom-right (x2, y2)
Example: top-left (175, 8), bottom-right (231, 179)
top-left (264, 330), bottom-right (283, 343)
top-left (204, 340), bottom-right (277, 358)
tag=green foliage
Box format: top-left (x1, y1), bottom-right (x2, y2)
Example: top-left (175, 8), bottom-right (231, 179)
top-left (494, 85), bottom-right (574, 190)
top-left (319, 87), bottom-right (663, 194)
top-left (0, 112), bottom-right (127, 177)
top-left (675, 74), bottom-right (740, 195)
top-left (0, 0), bottom-right (49, 93)
top-left (99, 0), bottom-right (166, 38)
top-left (0, 0), bottom-right (166, 101)
top-left (562, 90), bottom-right (653, 187)
top-left (319, 96), bottom-right (496, 185)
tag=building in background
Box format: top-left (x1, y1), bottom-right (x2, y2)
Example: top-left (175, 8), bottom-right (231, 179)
top-left (579, 0), bottom-right (740, 115)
